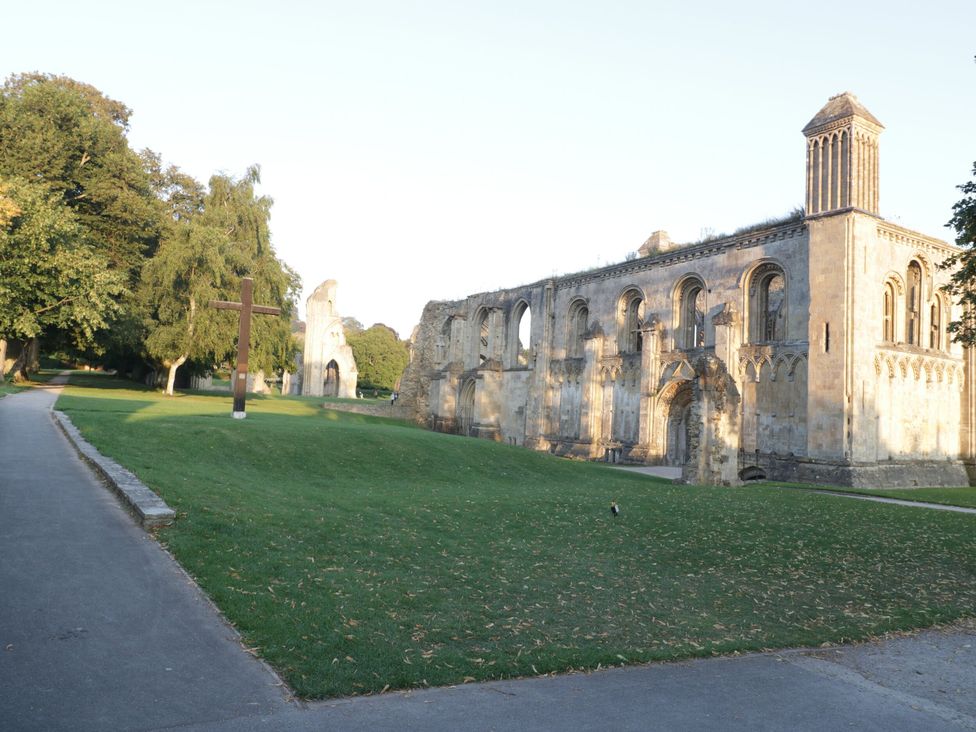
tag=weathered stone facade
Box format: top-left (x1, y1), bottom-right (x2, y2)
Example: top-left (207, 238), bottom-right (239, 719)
top-left (301, 280), bottom-right (358, 399)
top-left (398, 93), bottom-right (974, 487)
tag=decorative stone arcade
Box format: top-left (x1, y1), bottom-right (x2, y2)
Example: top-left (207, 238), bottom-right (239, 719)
top-left (397, 93), bottom-right (975, 488)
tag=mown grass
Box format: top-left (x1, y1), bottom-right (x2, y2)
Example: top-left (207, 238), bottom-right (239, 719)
top-left (0, 368), bottom-right (62, 395)
top-left (806, 485), bottom-right (976, 509)
top-left (55, 375), bottom-right (976, 699)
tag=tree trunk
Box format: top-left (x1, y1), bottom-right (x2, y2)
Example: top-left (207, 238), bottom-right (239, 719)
top-left (0, 339), bottom-right (6, 383)
top-left (27, 338), bottom-right (40, 373)
top-left (10, 338), bottom-right (33, 382)
top-left (165, 355), bottom-right (188, 396)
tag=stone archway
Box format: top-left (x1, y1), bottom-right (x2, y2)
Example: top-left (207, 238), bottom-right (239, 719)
top-left (324, 359), bottom-right (340, 397)
top-left (458, 379), bottom-right (476, 436)
top-left (665, 382), bottom-right (694, 466)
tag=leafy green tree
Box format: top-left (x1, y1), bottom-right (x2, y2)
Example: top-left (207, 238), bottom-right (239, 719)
top-left (0, 73), bottom-right (162, 369)
top-left (347, 324), bottom-right (409, 391)
top-left (341, 316), bottom-right (364, 335)
top-left (0, 177), bottom-right (125, 379)
top-left (140, 166), bottom-right (299, 394)
top-left (941, 162), bottom-right (976, 345)
top-left (0, 73), bottom-right (160, 276)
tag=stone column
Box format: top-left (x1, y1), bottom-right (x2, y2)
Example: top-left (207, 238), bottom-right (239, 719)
top-left (578, 330), bottom-right (603, 456)
top-left (682, 356), bottom-right (741, 487)
top-left (631, 318), bottom-right (663, 463)
top-left (525, 282), bottom-right (555, 451)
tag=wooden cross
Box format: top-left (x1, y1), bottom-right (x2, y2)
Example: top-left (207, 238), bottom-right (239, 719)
top-left (210, 277), bottom-right (281, 419)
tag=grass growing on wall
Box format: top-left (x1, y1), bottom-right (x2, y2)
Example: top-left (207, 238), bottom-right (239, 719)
top-left (55, 375), bottom-right (976, 699)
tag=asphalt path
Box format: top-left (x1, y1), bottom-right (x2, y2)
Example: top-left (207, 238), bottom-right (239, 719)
top-left (1, 379), bottom-right (974, 731)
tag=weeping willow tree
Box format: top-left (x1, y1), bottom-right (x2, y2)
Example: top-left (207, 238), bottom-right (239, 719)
top-left (140, 165), bottom-right (299, 394)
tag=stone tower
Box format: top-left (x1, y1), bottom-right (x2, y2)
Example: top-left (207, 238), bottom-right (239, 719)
top-left (803, 91), bottom-right (884, 216)
top-left (302, 279), bottom-right (358, 398)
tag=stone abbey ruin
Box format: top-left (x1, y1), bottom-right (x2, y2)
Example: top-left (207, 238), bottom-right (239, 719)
top-left (398, 93), bottom-right (976, 487)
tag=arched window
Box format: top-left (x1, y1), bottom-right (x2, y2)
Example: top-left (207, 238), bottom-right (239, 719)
top-left (618, 289), bottom-right (645, 353)
top-left (677, 279), bottom-right (705, 349)
top-left (513, 301), bottom-right (532, 366)
top-left (906, 262), bottom-right (922, 346)
top-left (436, 317), bottom-right (452, 364)
top-left (324, 359), bottom-right (340, 397)
top-left (477, 309), bottom-right (490, 365)
top-left (748, 264), bottom-right (787, 343)
top-left (930, 300), bottom-right (942, 351)
top-left (568, 301), bottom-right (588, 358)
top-left (882, 282), bottom-right (895, 342)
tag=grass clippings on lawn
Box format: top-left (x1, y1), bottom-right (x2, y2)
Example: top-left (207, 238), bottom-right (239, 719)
top-left (55, 375), bottom-right (976, 698)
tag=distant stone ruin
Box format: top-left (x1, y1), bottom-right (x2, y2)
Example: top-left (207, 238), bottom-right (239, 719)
top-left (301, 280), bottom-right (358, 399)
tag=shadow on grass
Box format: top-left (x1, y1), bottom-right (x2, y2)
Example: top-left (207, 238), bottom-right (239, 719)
top-left (50, 369), bottom-right (976, 700)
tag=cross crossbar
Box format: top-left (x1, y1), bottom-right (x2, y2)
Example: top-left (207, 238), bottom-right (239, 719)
top-left (209, 277), bottom-right (282, 418)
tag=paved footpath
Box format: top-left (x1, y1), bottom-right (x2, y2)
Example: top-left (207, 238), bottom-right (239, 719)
top-left (1, 380), bottom-right (975, 731)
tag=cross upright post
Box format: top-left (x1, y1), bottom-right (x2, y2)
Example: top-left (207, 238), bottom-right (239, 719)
top-left (210, 277), bottom-right (282, 419)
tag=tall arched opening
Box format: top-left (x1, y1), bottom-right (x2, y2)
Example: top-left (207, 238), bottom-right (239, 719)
top-left (324, 359), bottom-right (340, 397)
top-left (458, 379), bottom-right (476, 436)
top-left (665, 383), bottom-right (694, 466)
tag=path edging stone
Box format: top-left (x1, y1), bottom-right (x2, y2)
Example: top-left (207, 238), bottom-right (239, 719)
top-left (52, 410), bottom-right (176, 528)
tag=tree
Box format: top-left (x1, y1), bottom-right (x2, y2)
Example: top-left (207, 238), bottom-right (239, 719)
top-left (0, 73), bottom-right (160, 276)
top-left (341, 316), bottom-right (364, 335)
top-left (0, 73), bottom-right (162, 369)
top-left (0, 177), bottom-right (125, 380)
top-left (347, 324), bottom-right (409, 391)
top-left (941, 162), bottom-right (976, 345)
top-left (140, 166), bottom-right (298, 395)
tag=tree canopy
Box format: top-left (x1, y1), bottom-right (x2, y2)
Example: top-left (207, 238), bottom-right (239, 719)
top-left (347, 324), bottom-right (409, 391)
top-left (140, 166), bottom-right (299, 394)
top-left (0, 73), bottom-right (162, 376)
top-left (0, 177), bottom-right (126, 377)
top-left (941, 162), bottom-right (976, 345)
top-left (0, 72), bottom-right (302, 388)
top-left (0, 73), bottom-right (159, 276)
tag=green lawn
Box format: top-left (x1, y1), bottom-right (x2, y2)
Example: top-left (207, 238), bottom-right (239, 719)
top-left (804, 485), bottom-right (976, 509)
top-left (1, 368), bottom-right (62, 395)
top-left (55, 375), bottom-right (976, 699)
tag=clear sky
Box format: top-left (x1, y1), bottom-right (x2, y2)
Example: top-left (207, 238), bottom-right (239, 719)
top-left (6, 1), bottom-right (975, 337)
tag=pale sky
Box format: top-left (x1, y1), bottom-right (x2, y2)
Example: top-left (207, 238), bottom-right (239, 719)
top-left (6, 1), bottom-right (975, 338)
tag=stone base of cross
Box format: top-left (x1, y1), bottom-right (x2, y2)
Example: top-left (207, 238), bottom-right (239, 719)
top-left (210, 277), bottom-right (281, 419)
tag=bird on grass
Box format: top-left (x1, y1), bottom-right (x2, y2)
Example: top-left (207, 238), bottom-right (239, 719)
top-left (610, 501), bottom-right (620, 518)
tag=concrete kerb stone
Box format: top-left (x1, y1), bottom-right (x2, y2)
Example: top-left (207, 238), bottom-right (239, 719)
top-left (52, 410), bottom-right (176, 529)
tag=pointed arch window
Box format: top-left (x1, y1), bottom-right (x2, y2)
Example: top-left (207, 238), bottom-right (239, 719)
top-left (618, 289), bottom-right (645, 353)
top-left (513, 301), bottom-right (532, 366)
top-left (906, 262), bottom-right (922, 346)
top-left (677, 278), bottom-right (705, 349)
top-left (477, 309), bottom-right (490, 365)
top-left (568, 301), bottom-right (588, 358)
top-left (882, 282), bottom-right (895, 342)
top-left (930, 300), bottom-right (942, 351)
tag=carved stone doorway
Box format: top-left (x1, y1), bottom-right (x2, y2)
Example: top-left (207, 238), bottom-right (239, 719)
top-left (458, 379), bottom-right (476, 436)
top-left (323, 359), bottom-right (340, 397)
top-left (666, 383), bottom-right (694, 466)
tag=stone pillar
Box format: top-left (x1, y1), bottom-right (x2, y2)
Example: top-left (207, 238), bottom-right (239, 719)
top-left (632, 318), bottom-right (664, 463)
top-left (578, 330), bottom-right (604, 455)
top-left (712, 303), bottom-right (741, 391)
top-left (525, 281), bottom-right (555, 451)
top-left (962, 346), bottom-right (976, 474)
top-left (682, 356), bottom-right (741, 486)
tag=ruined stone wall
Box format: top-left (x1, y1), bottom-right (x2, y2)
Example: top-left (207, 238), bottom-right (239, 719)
top-left (395, 93), bottom-right (975, 487)
top-left (302, 280), bottom-right (358, 399)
